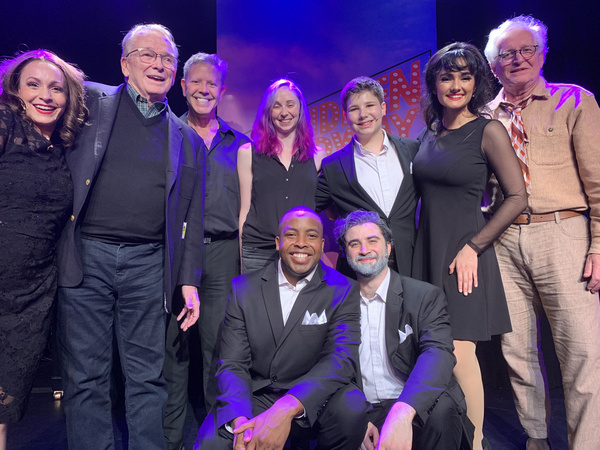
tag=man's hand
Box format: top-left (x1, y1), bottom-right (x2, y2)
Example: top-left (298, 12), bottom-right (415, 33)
top-left (449, 244), bottom-right (478, 296)
top-left (232, 416), bottom-right (252, 450)
top-left (233, 394), bottom-right (303, 450)
top-left (376, 401), bottom-right (416, 450)
top-left (583, 253), bottom-right (600, 294)
top-left (360, 421), bottom-right (379, 450)
top-left (178, 285), bottom-right (200, 331)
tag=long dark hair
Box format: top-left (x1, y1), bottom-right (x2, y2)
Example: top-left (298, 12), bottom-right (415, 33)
top-left (421, 42), bottom-right (493, 132)
top-left (0, 49), bottom-right (88, 147)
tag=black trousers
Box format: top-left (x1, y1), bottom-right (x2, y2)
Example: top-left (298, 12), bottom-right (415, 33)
top-left (367, 382), bottom-right (473, 450)
top-left (163, 237), bottom-right (239, 450)
top-left (195, 383), bottom-right (370, 450)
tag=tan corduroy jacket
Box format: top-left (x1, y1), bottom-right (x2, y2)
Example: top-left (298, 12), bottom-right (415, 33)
top-left (488, 77), bottom-right (600, 253)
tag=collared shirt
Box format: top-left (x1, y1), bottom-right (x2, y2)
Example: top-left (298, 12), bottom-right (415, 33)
top-left (353, 131), bottom-right (404, 217)
top-left (180, 114), bottom-right (250, 236)
top-left (127, 84), bottom-right (167, 118)
top-left (278, 260), bottom-right (317, 326)
top-left (487, 77), bottom-right (600, 253)
top-left (360, 269), bottom-right (405, 403)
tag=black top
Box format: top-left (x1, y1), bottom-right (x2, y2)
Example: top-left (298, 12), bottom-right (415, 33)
top-left (412, 118), bottom-right (525, 340)
top-left (0, 104), bottom-right (73, 422)
top-left (242, 150), bottom-right (318, 249)
top-left (180, 114), bottom-right (250, 236)
top-left (81, 89), bottom-right (168, 244)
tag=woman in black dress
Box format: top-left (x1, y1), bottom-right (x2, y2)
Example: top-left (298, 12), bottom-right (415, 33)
top-left (238, 79), bottom-right (326, 273)
top-left (0, 50), bottom-right (87, 448)
top-left (412, 43), bottom-right (527, 450)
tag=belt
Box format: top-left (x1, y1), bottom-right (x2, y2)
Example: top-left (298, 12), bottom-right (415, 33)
top-left (513, 210), bottom-right (584, 225)
top-left (203, 231), bottom-right (237, 244)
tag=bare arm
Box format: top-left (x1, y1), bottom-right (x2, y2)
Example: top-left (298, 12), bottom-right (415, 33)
top-left (237, 143), bottom-right (253, 262)
top-left (313, 145), bottom-right (327, 172)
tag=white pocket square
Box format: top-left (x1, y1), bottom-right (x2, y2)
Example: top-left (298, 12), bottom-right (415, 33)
top-left (398, 324), bottom-right (413, 344)
top-left (302, 310), bottom-right (327, 325)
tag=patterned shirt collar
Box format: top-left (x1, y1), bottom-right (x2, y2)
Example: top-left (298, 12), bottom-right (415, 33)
top-left (126, 84), bottom-right (167, 118)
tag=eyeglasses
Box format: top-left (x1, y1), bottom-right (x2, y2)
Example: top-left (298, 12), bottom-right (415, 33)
top-left (496, 45), bottom-right (539, 63)
top-left (126, 48), bottom-right (177, 70)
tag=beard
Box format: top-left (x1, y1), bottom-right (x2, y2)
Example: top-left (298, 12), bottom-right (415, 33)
top-left (347, 251), bottom-right (389, 278)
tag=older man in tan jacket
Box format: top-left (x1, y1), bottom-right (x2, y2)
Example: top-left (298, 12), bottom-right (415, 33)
top-left (484, 15), bottom-right (600, 450)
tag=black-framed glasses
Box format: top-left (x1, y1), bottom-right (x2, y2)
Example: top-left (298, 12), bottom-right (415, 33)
top-left (126, 48), bottom-right (177, 70)
top-left (496, 45), bottom-right (539, 63)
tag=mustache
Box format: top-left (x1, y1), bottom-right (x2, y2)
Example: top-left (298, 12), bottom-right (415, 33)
top-left (355, 253), bottom-right (378, 262)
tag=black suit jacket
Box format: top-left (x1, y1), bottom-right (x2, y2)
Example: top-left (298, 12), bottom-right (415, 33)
top-left (382, 270), bottom-right (457, 426)
top-left (56, 82), bottom-right (206, 312)
top-left (315, 133), bottom-right (419, 276)
top-left (214, 260), bottom-right (361, 429)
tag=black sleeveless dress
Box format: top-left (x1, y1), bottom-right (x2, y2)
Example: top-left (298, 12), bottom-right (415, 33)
top-left (412, 117), bottom-right (524, 341)
top-left (0, 104), bottom-right (73, 422)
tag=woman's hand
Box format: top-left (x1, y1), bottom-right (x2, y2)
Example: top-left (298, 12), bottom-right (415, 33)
top-left (449, 244), bottom-right (478, 296)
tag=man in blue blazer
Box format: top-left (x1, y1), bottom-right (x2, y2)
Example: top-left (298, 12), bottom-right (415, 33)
top-left (195, 207), bottom-right (369, 449)
top-left (55, 24), bottom-right (205, 450)
top-left (316, 76), bottom-right (420, 277)
top-left (335, 210), bottom-right (472, 450)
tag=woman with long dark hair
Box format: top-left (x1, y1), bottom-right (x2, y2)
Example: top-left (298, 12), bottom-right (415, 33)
top-left (412, 42), bottom-right (527, 450)
top-left (0, 50), bottom-right (87, 449)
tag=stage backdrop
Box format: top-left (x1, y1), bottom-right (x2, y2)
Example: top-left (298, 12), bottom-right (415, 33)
top-left (216, 0), bottom-right (436, 148)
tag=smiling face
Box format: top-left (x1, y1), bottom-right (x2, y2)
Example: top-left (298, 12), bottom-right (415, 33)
top-left (344, 222), bottom-right (391, 278)
top-left (343, 90), bottom-right (386, 143)
top-left (121, 29), bottom-right (176, 104)
top-left (181, 62), bottom-right (225, 119)
top-left (276, 210), bottom-right (324, 285)
top-left (492, 28), bottom-right (543, 95)
top-left (270, 85), bottom-right (300, 137)
top-left (435, 61), bottom-right (475, 115)
top-left (18, 60), bottom-right (67, 139)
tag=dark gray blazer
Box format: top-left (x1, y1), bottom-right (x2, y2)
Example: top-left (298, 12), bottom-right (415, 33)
top-left (213, 260), bottom-right (362, 429)
top-left (384, 269), bottom-right (458, 426)
top-left (56, 82), bottom-right (206, 312)
top-left (315, 133), bottom-right (419, 276)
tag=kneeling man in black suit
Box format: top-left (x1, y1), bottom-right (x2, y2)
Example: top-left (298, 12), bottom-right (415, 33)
top-left (195, 206), bottom-right (369, 449)
top-left (335, 210), bottom-right (472, 450)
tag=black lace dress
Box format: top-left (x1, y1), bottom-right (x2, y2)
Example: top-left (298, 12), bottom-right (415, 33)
top-left (412, 118), bottom-right (527, 341)
top-left (0, 104), bottom-right (73, 422)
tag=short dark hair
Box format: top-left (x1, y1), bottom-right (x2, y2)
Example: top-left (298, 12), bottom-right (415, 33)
top-left (421, 42), bottom-right (493, 132)
top-left (334, 210), bottom-right (393, 249)
top-left (278, 206), bottom-right (323, 237)
top-left (340, 76), bottom-right (384, 112)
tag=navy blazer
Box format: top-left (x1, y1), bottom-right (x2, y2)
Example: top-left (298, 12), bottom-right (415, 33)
top-left (213, 260), bottom-right (361, 429)
top-left (383, 269), bottom-right (458, 426)
top-left (56, 82), bottom-right (206, 312)
top-left (315, 133), bottom-right (419, 276)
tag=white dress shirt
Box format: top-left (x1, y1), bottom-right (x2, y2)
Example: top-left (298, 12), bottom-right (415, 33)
top-left (360, 269), bottom-right (405, 403)
top-left (278, 260), bottom-right (317, 326)
top-left (353, 131), bottom-right (404, 217)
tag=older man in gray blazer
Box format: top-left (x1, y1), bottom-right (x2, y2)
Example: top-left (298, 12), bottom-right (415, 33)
top-left (56, 23), bottom-right (205, 450)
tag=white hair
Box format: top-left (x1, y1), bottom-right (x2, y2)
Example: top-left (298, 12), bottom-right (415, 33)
top-left (484, 15), bottom-right (548, 65)
top-left (121, 23), bottom-right (178, 59)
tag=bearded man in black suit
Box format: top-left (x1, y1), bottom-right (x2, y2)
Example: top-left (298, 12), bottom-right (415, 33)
top-left (335, 210), bottom-right (472, 450)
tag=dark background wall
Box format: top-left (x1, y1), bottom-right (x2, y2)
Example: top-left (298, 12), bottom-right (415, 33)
top-left (437, 0), bottom-right (600, 96)
top-left (0, 0), bottom-right (217, 115)
top-left (2, 1), bottom-right (598, 111)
